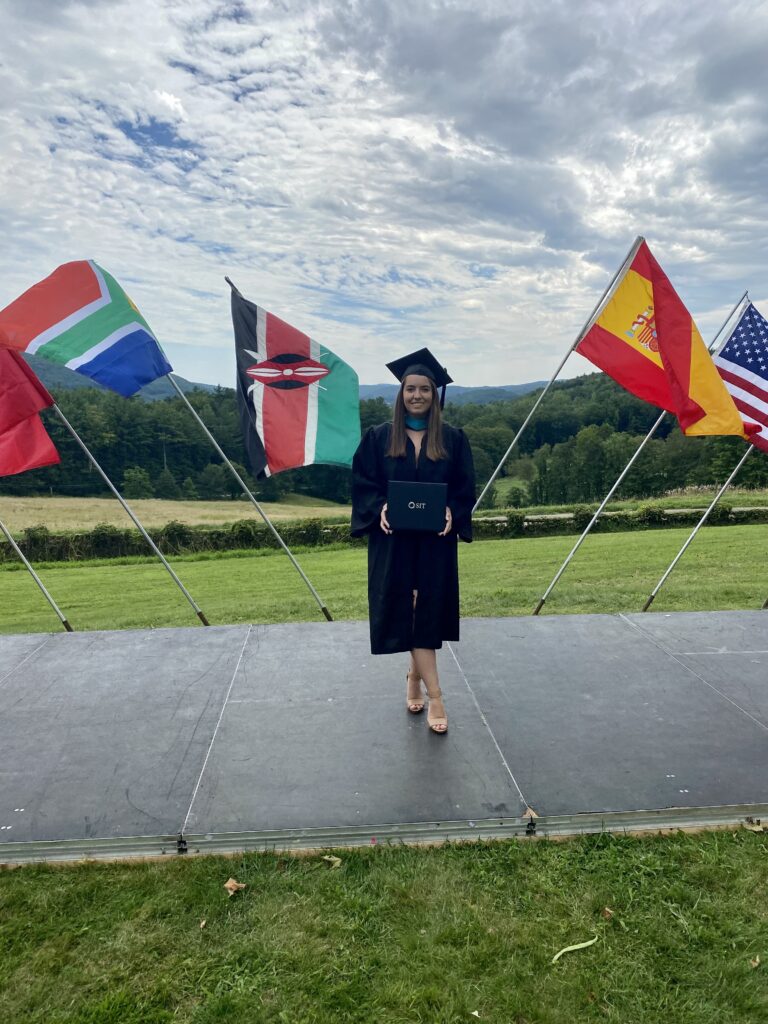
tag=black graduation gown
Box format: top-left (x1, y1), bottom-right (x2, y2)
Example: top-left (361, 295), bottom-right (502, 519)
top-left (351, 422), bottom-right (475, 655)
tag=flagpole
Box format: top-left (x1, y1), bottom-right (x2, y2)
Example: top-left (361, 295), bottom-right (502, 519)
top-left (166, 374), bottom-right (334, 622)
top-left (51, 404), bottom-right (211, 627)
top-left (641, 444), bottom-right (755, 612)
top-left (0, 517), bottom-right (74, 631)
top-left (710, 294), bottom-right (751, 359)
top-left (532, 289), bottom-right (750, 615)
top-left (472, 236), bottom-right (644, 512)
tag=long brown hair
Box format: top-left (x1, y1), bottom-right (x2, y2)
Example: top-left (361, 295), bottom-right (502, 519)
top-left (386, 379), bottom-right (447, 460)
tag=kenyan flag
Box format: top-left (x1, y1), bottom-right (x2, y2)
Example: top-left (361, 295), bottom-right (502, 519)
top-left (230, 285), bottom-right (360, 476)
top-left (0, 260), bottom-right (172, 397)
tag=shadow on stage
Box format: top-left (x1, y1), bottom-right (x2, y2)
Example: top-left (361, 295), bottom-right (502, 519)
top-left (1, 611), bottom-right (766, 864)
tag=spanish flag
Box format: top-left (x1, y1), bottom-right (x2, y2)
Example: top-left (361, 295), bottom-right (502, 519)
top-left (577, 240), bottom-right (753, 437)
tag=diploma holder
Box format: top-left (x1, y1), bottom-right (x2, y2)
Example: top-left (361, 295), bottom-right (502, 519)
top-left (386, 481), bottom-right (448, 532)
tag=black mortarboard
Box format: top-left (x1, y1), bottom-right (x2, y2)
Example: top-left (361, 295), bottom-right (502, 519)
top-left (386, 347), bottom-right (453, 408)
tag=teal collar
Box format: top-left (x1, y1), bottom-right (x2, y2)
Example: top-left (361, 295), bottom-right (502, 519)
top-left (405, 414), bottom-right (428, 430)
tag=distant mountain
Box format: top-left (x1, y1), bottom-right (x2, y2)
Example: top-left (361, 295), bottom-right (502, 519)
top-left (359, 381), bottom-right (548, 405)
top-left (22, 354), bottom-right (547, 407)
top-left (137, 375), bottom-right (220, 400)
top-left (21, 354), bottom-right (219, 400)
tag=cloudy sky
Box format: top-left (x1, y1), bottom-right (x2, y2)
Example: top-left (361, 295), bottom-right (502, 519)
top-left (1, 0), bottom-right (767, 388)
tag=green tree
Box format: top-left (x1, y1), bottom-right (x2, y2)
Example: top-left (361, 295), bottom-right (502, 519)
top-left (155, 467), bottom-right (181, 500)
top-left (197, 463), bottom-right (228, 499)
top-left (122, 467), bottom-right (154, 499)
top-left (464, 425), bottom-right (515, 471)
top-left (224, 462), bottom-right (248, 499)
top-left (181, 476), bottom-right (199, 500)
top-left (255, 473), bottom-right (290, 502)
top-left (360, 397), bottom-right (391, 432)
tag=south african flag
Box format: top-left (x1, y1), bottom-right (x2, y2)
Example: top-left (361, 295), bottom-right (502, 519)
top-left (0, 261), bottom-right (172, 396)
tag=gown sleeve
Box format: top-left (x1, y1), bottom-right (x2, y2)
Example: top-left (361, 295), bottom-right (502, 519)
top-left (351, 426), bottom-right (387, 537)
top-left (448, 428), bottom-right (475, 542)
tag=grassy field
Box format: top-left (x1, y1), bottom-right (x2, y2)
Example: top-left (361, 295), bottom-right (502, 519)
top-left (4, 487), bottom-right (768, 538)
top-left (1, 524), bottom-right (766, 634)
top-left (0, 494), bottom-right (348, 532)
top-left (1, 832), bottom-right (766, 1023)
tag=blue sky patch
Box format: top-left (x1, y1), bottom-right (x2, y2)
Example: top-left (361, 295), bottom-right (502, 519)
top-left (469, 264), bottom-right (498, 279)
top-left (118, 118), bottom-right (189, 151)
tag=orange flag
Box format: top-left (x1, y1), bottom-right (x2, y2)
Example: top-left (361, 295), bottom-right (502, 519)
top-left (577, 240), bottom-right (756, 437)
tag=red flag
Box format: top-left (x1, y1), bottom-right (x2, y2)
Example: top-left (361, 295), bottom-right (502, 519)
top-left (577, 240), bottom-right (755, 437)
top-left (0, 349), bottom-right (60, 476)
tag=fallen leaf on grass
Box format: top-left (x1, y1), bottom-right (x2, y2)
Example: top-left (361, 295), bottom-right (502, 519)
top-left (199, 920), bottom-right (206, 930)
top-left (470, 1012), bottom-right (481, 1019)
top-left (600, 907), bottom-right (614, 920)
top-left (322, 855), bottom-right (342, 869)
top-left (750, 955), bottom-right (761, 969)
top-left (552, 935), bottom-right (599, 964)
top-left (224, 878), bottom-right (246, 897)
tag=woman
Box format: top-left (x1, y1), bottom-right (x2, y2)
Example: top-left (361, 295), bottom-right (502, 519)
top-left (351, 348), bottom-right (475, 734)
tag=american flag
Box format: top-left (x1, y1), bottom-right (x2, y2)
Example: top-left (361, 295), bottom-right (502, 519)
top-left (713, 302), bottom-right (768, 452)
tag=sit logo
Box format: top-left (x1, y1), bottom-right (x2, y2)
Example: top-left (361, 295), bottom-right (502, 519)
top-left (408, 501), bottom-right (426, 509)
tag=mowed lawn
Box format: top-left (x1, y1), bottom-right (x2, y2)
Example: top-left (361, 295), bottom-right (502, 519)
top-left (1, 524), bottom-right (766, 634)
top-left (1, 833), bottom-right (767, 1023)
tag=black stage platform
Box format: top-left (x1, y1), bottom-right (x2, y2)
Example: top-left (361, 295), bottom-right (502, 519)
top-left (1, 611), bottom-right (766, 863)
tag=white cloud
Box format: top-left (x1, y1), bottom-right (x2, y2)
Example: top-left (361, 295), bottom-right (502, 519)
top-left (0, 0), bottom-right (767, 387)
top-left (154, 90), bottom-right (188, 121)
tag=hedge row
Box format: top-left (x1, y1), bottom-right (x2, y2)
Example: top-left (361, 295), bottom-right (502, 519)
top-left (474, 501), bottom-right (768, 538)
top-left (0, 519), bottom-right (362, 564)
top-left (2, 503), bottom-right (767, 564)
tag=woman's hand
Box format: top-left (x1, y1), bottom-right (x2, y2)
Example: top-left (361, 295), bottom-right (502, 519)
top-left (380, 502), bottom-right (392, 534)
top-left (438, 506), bottom-right (453, 536)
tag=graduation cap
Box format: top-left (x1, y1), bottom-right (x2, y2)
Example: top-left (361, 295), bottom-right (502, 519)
top-left (386, 348), bottom-right (453, 408)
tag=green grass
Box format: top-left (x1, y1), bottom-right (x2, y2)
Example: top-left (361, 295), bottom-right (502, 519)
top-left (1, 524), bottom-right (766, 634)
top-left (1, 832), bottom-right (766, 1023)
top-left (2, 528), bottom-right (766, 1022)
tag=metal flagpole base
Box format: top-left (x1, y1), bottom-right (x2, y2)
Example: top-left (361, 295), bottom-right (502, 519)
top-left (532, 597), bottom-right (545, 616)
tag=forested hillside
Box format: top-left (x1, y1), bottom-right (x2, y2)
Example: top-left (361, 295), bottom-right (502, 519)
top-left (3, 374), bottom-right (766, 505)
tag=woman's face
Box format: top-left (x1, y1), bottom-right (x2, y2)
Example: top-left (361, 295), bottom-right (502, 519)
top-left (402, 374), bottom-right (433, 416)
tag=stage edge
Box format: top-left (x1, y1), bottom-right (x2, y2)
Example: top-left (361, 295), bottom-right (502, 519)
top-left (0, 805), bottom-right (766, 866)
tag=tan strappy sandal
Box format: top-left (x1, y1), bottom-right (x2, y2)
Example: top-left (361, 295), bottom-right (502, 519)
top-left (406, 671), bottom-right (425, 714)
top-left (427, 688), bottom-right (448, 734)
